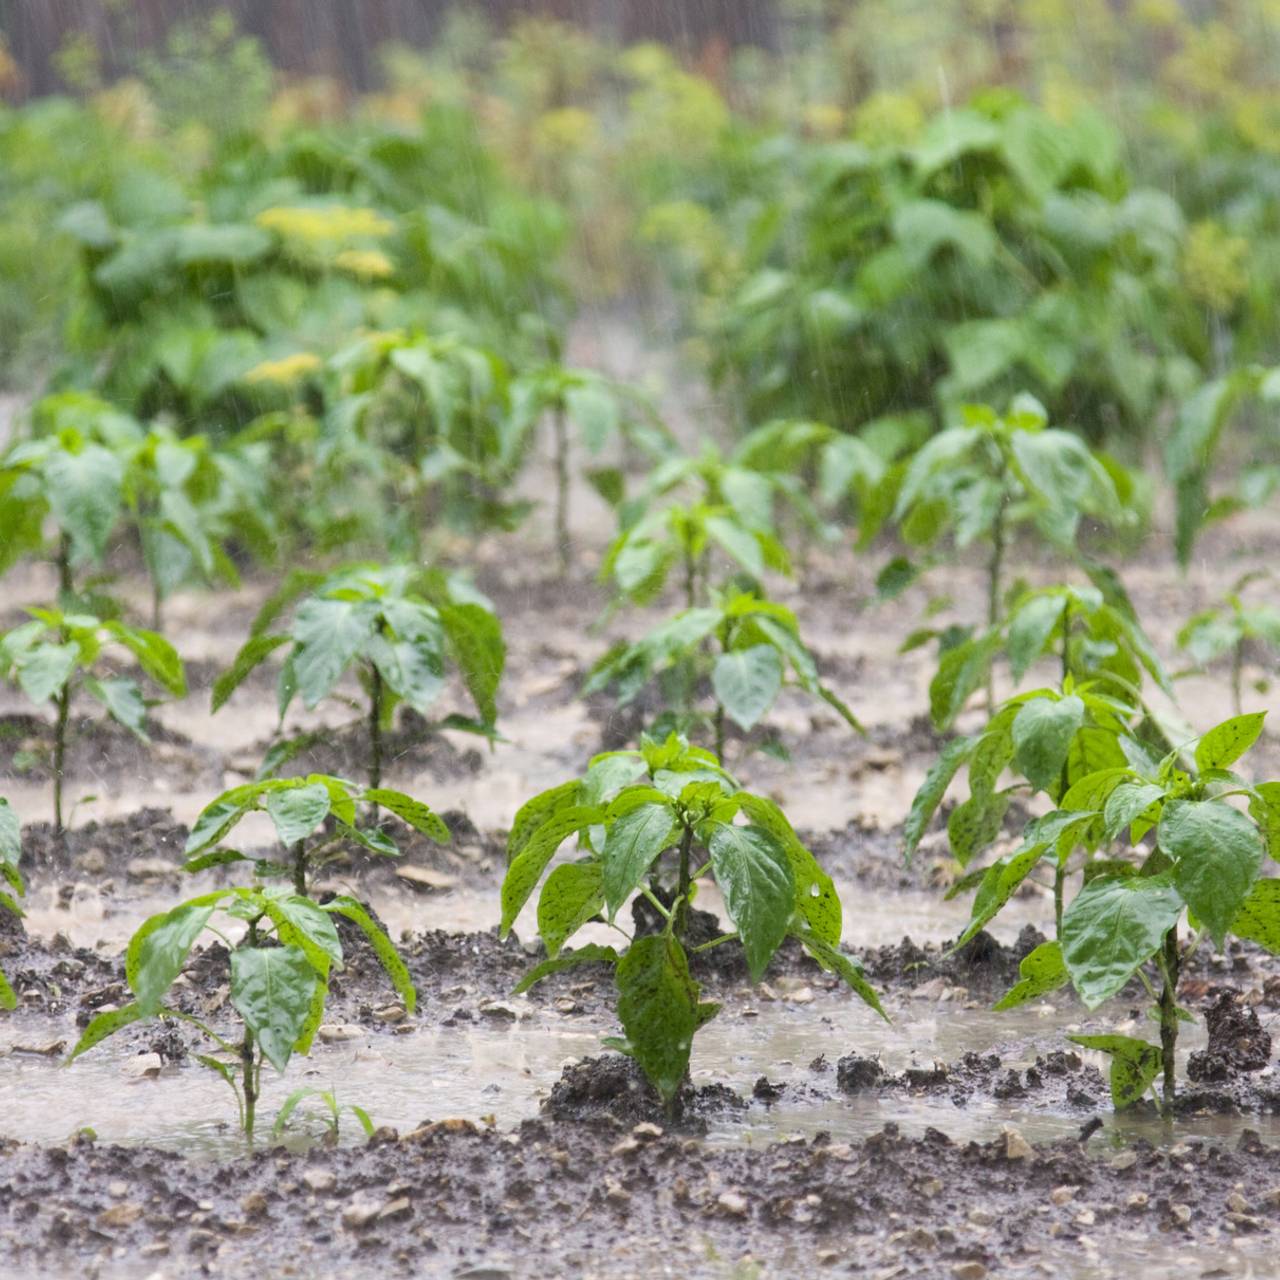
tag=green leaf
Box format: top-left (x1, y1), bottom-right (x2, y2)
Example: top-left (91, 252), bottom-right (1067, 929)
top-left (67, 1002), bottom-right (146, 1062)
top-left (15, 642), bottom-right (78, 705)
top-left (1067, 1033), bottom-right (1163, 1109)
top-left (737, 793), bottom-right (841, 944)
top-left (265, 783), bottom-right (331, 847)
top-left (1249, 781), bottom-right (1280, 860)
top-left (1007, 595), bottom-right (1066, 681)
top-left (44, 444), bottom-right (123, 563)
top-left (439, 603), bottom-right (505, 727)
top-left (104, 623), bottom-right (186, 697)
top-left (792, 927), bottom-right (888, 1021)
top-left (1103, 782), bottom-right (1164, 842)
top-left (1061, 875), bottom-right (1183, 1008)
top-left (83, 675), bottom-right (148, 740)
top-left (537, 862), bottom-right (605, 958)
top-left (263, 895), bottom-right (344, 977)
top-left (1012, 695), bottom-right (1084, 793)
top-left (929, 632), bottom-right (1000, 730)
top-left (707, 822), bottom-right (795, 981)
top-left (1195, 713), bottom-right (1267, 773)
top-left (0, 967), bottom-right (14, 1010)
top-left (875, 556), bottom-right (918, 600)
top-left (1229, 879), bottom-right (1280, 952)
top-left (212, 633), bottom-right (289, 712)
top-left (184, 789), bottom-right (260, 854)
top-left (512, 943), bottom-right (619, 995)
top-left (615, 934), bottom-right (703, 1105)
top-left (947, 789), bottom-right (1010, 868)
top-left (363, 789), bottom-right (450, 843)
top-left (291, 597), bottom-right (378, 709)
top-left (127, 902), bottom-right (216, 1014)
top-left (230, 946), bottom-right (318, 1074)
top-left (704, 513), bottom-right (764, 577)
top-left (500, 805), bottom-right (605, 934)
top-left (0, 798), bottom-right (20, 872)
top-left (322, 895), bottom-right (416, 1014)
top-left (602, 802), bottom-right (678, 920)
top-left (904, 736), bottom-right (974, 863)
top-left (957, 840), bottom-right (1047, 945)
top-left (507, 780), bottom-right (580, 861)
top-left (1159, 799), bottom-right (1263, 948)
top-left (993, 941), bottom-right (1069, 1010)
top-left (712, 645), bottom-right (783, 732)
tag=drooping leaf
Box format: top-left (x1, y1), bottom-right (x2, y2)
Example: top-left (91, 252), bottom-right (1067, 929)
top-left (229, 946), bottom-right (318, 1074)
top-left (513, 943), bottom-right (619, 995)
top-left (903, 736), bottom-right (974, 863)
top-left (439, 602), bottom-right (505, 727)
top-left (712, 645), bottom-right (783, 732)
top-left (1159, 799), bottom-right (1263, 948)
top-left (537, 862), bottom-right (605, 958)
top-left (707, 823), bottom-right (795, 981)
top-left (67, 1002), bottom-right (147, 1062)
top-left (994, 941), bottom-right (1069, 1010)
top-left (322, 895), bottom-right (415, 1013)
top-left (615, 934), bottom-right (702, 1105)
top-left (212, 633), bottom-right (289, 712)
top-left (601, 802), bottom-right (677, 920)
top-left (792, 927), bottom-right (888, 1021)
top-left (265, 782), bottom-right (332, 848)
top-left (83, 675), bottom-right (149, 741)
top-left (104, 622), bottom-right (186, 697)
top-left (1067, 1033), bottom-right (1163, 1109)
top-left (500, 805), bottom-right (605, 934)
top-left (363, 789), bottom-right (450, 843)
top-left (127, 901), bottom-right (216, 1014)
top-left (1061, 874), bottom-right (1184, 1008)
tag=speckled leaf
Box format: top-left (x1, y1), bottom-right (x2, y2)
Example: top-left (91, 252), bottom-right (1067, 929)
top-left (538, 862), bottom-right (605, 958)
top-left (994, 941), bottom-right (1068, 1010)
top-left (1068, 1033), bottom-right (1162, 1108)
top-left (615, 934), bottom-right (701, 1105)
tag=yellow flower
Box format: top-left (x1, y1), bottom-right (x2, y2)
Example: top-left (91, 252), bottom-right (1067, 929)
top-left (1181, 221), bottom-right (1249, 313)
top-left (244, 353), bottom-right (322, 386)
top-left (255, 205), bottom-right (395, 247)
top-left (334, 249), bottom-right (395, 280)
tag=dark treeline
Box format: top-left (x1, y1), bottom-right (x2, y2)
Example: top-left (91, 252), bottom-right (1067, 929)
top-left (0, 0), bottom-right (779, 98)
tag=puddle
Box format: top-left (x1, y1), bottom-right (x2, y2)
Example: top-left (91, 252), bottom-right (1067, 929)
top-left (5, 991), bottom-right (1277, 1161)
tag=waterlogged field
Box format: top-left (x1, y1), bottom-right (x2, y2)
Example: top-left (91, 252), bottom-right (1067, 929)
top-left (2, 6), bottom-right (1280, 1279)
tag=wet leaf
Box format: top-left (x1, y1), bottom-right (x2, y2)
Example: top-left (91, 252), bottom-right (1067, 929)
top-left (994, 941), bottom-right (1068, 1010)
top-left (230, 946), bottom-right (317, 1074)
top-left (537, 862), bottom-right (605, 958)
top-left (1195, 713), bottom-right (1266, 773)
top-left (1068, 1033), bottom-right (1162, 1108)
top-left (513, 942), bottom-right (620, 995)
top-left (127, 901), bottom-right (216, 1013)
top-left (615, 934), bottom-right (702, 1105)
top-left (602, 802), bottom-right (677, 920)
top-left (707, 823), bottom-right (794, 981)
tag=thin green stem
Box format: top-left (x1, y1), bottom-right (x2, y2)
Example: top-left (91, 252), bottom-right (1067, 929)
top-left (292, 840), bottom-right (306, 897)
top-left (554, 405), bottom-right (571, 574)
top-left (368, 663), bottom-right (384, 791)
top-left (243, 919), bottom-right (261, 1142)
top-left (986, 492), bottom-right (1006, 712)
top-left (52, 680), bottom-right (70, 838)
top-left (1231, 639), bottom-right (1244, 718)
top-left (683, 541), bottom-right (697, 611)
top-left (673, 824), bottom-right (694, 942)
top-left (1053, 862), bottom-right (1065, 938)
top-left (56, 533), bottom-right (73, 601)
top-left (640, 887), bottom-right (673, 924)
top-left (1158, 926), bottom-right (1180, 1115)
top-left (691, 932), bottom-right (738, 953)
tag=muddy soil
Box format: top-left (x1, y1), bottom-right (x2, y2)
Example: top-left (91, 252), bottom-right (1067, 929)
top-left (3, 1115), bottom-right (1280, 1279)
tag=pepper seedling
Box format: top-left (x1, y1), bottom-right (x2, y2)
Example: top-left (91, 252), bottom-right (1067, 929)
top-left (500, 733), bottom-right (885, 1107)
top-left (68, 883), bottom-right (413, 1139)
top-left (0, 607), bottom-right (185, 834)
top-left (183, 773), bottom-right (449, 898)
top-left (0, 798), bottom-right (24, 1009)
top-left (1177, 571), bottom-right (1280, 716)
top-left (213, 563), bottom-right (505, 787)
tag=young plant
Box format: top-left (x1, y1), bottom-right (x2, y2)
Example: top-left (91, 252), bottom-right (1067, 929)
top-left (973, 712), bottom-right (1279, 1114)
top-left (183, 773), bottom-right (450, 898)
top-left (911, 574), bottom-right (1172, 733)
top-left (506, 364), bottom-right (667, 572)
top-left (0, 798), bottom-right (24, 1010)
top-left (499, 734), bottom-right (885, 1107)
top-left (213, 563), bottom-right (505, 788)
top-left (885, 396), bottom-right (1135, 705)
top-left (68, 882), bottom-right (413, 1139)
top-left (602, 498), bottom-right (790, 611)
top-left (585, 587), bottom-right (861, 760)
top-left (1177, 572), bottom-right (1280, 716)
top-left (0, 608), bottom-right (185, 834)
top-left (272, 1087), bottom-right (374, 1143)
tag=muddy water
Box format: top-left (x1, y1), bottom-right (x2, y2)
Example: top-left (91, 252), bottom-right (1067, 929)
top-left (5, 988), bottom-right (1275, 1161)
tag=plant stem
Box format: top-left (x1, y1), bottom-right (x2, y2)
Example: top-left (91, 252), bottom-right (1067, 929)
top-left (683, 541), bottom-right (697, 611)
top-left (368, 663), bottom-right (384, 791)
top-left (52, 680), bottom-right (70, 838)
top-left (673, 824), bottom-right (694, 942)
top-left (986, 495), bottom-right (1006, 712)
top-left (554, 405), bottom-right (571, 574)
top-left (57, 533), bottom-right (73, 601)
top-left (1053, 862), bottom-right (1065, 937)
top-left (713, 620), bottom-right (729, 763)
top-left (1158, 926), bottom-right (1180, 1116)
top-left (691, 932), bottom-right (737, 953)
top-left (243, 919), bottom-right (260, 1142)
top-left (1232, 638), bottom-right (1244, 717)
top-left (292, 840), bottom-right (306, 896)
